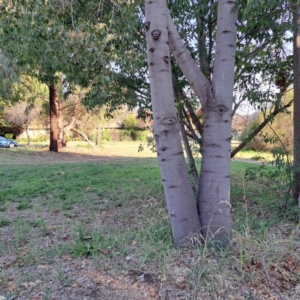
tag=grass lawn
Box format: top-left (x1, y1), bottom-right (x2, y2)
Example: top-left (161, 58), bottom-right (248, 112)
top-left (0, 142), bottom-right (299, 299)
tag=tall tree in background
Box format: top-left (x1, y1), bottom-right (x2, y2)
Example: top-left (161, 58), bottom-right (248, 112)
top-left (293, 1), bottom-right (300, 207)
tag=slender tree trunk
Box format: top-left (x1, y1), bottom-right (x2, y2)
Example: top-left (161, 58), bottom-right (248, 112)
top-left (95, 124), bottom-right (102, 146)
top-left (61, 103), bottom-right (79, 147)
top-left (72, 128), bottom-right (95, 148)
top-left (293, 3), bottom-right (300, 207)
top-left (145, 0), bottom-right (201, 246)
top-left (49, 85), bottom-right (59, 152)
top-left (25, 126), bottom-right (30, 145)
top-left (57, 101), bottom-right (65, 148)
top-left (178, 108), bottom-right (199, 193)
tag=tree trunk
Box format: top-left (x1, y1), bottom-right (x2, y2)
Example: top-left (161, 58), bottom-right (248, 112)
top-left (178, 108), bottom-right (199, 193)
top-left (145, 0), bottom-right (201, 246)
top-left (167, 0), bottom-right (237, 245)
top-left (57, 100), bottom-right (65, 148)
top-left (197, 0), bottom-right (237, 244)
top-left (61, 103), bottom-right (79, 147)
top-left (25, 126), bottom-right (30, 145)
top-left (293, 2), bottom-right (300, 207)
top-left (49, 85), bottom-right (59, 152)
top-left (72, 128), bottom-right (95, 148)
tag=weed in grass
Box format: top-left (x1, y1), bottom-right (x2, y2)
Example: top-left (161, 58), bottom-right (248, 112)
top-left (16, 201), bottom-right (32, 210)
top-left (137, 220), bottom-right (173, 264)
top-left (3, 293), bottom-right (17, 300)
top-left (44, 289), bottom-right (53, 300)
top-left (13, 221), bottom-right (31, 246)
top-left (0, 218), bottom-right (10, 227)
top-left (57, 269), bottom-right (74, 287)
top-left (29, 219), bottom-right (50, 236)
top-left (63, 211), bottom-right (79, 218)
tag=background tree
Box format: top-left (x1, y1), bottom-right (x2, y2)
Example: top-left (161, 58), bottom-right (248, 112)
top-left (293, 0), bottom-right (300, 206)
top-left (4, 101), bottom-right (40, 144)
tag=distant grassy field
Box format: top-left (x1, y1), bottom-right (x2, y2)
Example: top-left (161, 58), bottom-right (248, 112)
top-left (0, 143), bottom-right (299, 299)
top-left (14, 139), bottom-right (276, 162)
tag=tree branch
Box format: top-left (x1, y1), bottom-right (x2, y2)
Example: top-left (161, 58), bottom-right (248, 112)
top-left (166, 8), bottom-right (211, 109)
top-left (231, 99), bottom-right (293, 158)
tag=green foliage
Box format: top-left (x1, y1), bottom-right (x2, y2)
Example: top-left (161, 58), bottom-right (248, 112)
top-left (119, 129), bottom-right (131, 141)
top-left (101, 129), bottom-right (112, 141)
top-left (243, 146), bottom-right (296, 222)
top-left (0, 218), bottom-right (10, 227)
top-left (136, 130), bottom-right (148, 142)
top-left (123, 114), bottom-right (138, 130)
top-left (100, 129), bottom-right (149, 142)
top-left (16, 201), bottom-right (33, 210)
top-left (130, 129), bottom-right (138, 141)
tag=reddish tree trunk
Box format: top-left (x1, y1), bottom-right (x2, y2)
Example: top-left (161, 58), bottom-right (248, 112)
top-left (49, 85), bottom-right (59, 152)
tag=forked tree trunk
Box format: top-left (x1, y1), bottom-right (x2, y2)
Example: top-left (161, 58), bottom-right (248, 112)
top-left (145, 0), bottom-right (201, 246)
top-left (293, 2), bottom-right (300, 208)
top-left (49, 85), bottom-right (59, 152)
top-left (167, 0), bottom-right (237, 245)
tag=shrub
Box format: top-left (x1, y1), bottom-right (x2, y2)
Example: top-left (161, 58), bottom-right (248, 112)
top-left (130, 129), bottom-right (138, 141)
top-left (119, 130), bottom-right (131, 141)
top-left (110, 130), bottom-right (120, 142)
top-left (101, 129), bottom-right (112, 141)
top-left (4, 133), bottom-right (13, 139)
top-left (137, 130), bottom-right (148, 142)
top-left (123, 114), bottom-right (137, 130)
top-left (31, 135), bottom-right (48, 142)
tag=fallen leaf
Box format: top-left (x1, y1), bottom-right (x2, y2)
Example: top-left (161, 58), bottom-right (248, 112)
top-left (7, 282), bottom-right (16, 292)
top-left (37, 265), bottom-right (49, 269)
top-left (98, 248), bottom-right (109, 255)
top-left (175, 276), bottom-right (186, 285)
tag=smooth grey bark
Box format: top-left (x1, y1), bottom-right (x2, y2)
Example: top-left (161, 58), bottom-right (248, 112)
top-left (167, 0), bottom-right (237, 244)
top-left (145, 0), bottom-right (201, 246)
top-left (197, 0), bottom-right (237, 243)
top-left (293, 3), bottom-right (300, 207)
